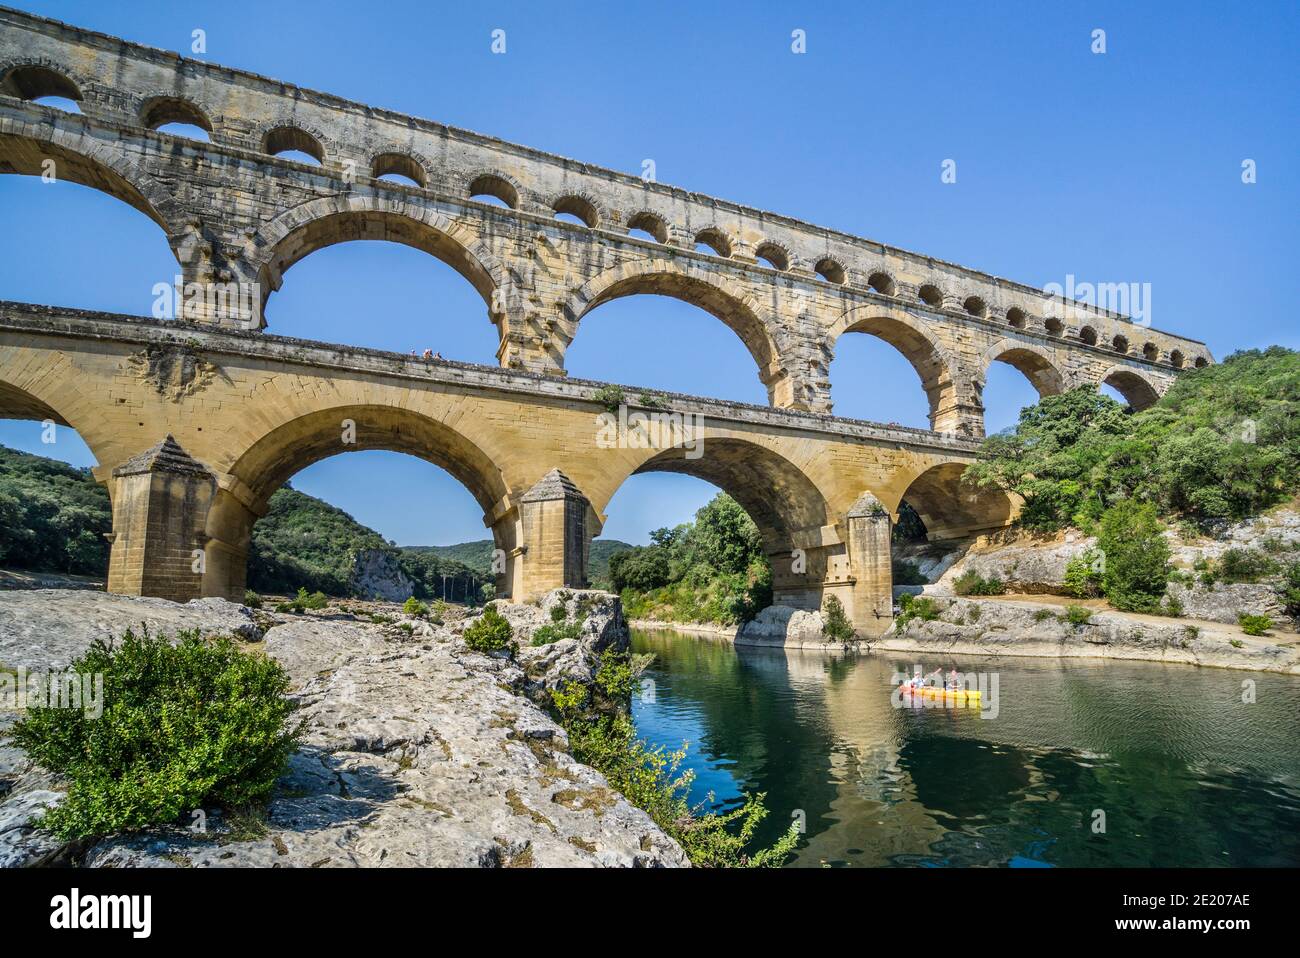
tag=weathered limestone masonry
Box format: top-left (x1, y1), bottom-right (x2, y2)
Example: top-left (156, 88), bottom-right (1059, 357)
top-left (0, 7), bottom-right (1207, 438)
top-left (0, 10), bottom-right (1211, 634)
top-left (3, 304), bottom-right (1016, 635)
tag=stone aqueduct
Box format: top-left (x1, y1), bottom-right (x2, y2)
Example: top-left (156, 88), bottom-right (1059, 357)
top-left (0, 9), bottom-right (1210, 634)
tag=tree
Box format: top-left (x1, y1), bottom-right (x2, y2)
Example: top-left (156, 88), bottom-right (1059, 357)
top-left (1097, 499), bottom-right (1170, 613)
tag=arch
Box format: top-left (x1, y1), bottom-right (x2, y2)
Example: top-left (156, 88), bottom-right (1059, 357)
top-left (863, 270), bottom-right (893, 296)
top-left (370, 151), bottom-right (427, 188)
top-left (1193, 356), bottom-right (1209, 369)
top-left (917, 284), bottom-right (944, 308)
top-left (467, 171), bottom-right (519, 209)
top-left (551, 193), bottom-right (600, 228)
top-left (261, 125), bottom-right (325, 164)
top-left (625, 210), bottom-right (669, 244)
top-left (1142, 342), bottom-right (1159, 362)
top-left (694, 226), bottom-right (732, 258)
top-left (1078, 325), bottom-right (1098, 346)
top-left (0, 62), bottom-right (82, 102)
top-left (815, 257), bottom-right (846, 284)
top-left (979, 339), bottom-right (1067, 398)
top-left (227, 404), bottom-right (509, 516)
top-left (563, 259), bottom-right (781, 381)
top-left (1044, 316), bottom-right (1064, 337)
top-left (827, 304), bottom-right (960, 429)
top-left (894, 461), bottom-right (1016, 541)
top-left (246, 194), bottom-right (508, 319)
top-left (753, 241), bottom-right (791, 272)
top-left (1112, 333), bottom-right (1129, 354)
top-left (1005, 306), bottom-right (1028, 328)
top-left (1169, 349), bottom-right (1185, 369)
top-left (139, 95), bottom-right (213, 134)
top-left (963, 295), bottom-right (988, 318)
top-left (608, 437), bottom-right (830, 554)
top-left (0, 117), bottom-right (187, 239)
top-left (0, 361), bottom-right (111, 470)
top-left (1098, 365), bottom-right (1160, 411)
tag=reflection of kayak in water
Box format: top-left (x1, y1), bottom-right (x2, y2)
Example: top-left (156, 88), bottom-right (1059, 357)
top-left (899, 685), bottom-right (981, 707)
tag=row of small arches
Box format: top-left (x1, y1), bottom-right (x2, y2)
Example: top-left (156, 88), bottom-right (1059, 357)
top-left (3, 63), bottom-right (1207, 370)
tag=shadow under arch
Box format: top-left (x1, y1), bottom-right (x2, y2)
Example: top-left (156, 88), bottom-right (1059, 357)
top-left (0, 121), bottom-right (185, 241)
top-left (1098, 365), bottom-right (1160, 411)
top-left (979, 339), bottom-right (1067, 398)
top-left (206, 404), bottom-right (513, 598)
top-left (619, 437), bottom-right (830, 552)
top-left (894, 461), bottom-right (1016, 541)
top-left (827, 305), bottom-right (959, 429)
top-left (563, 260), bottom-right (783, 398)
top-left (246, 195), bottom-right (508, 330)
top-left (0, 364), bottom-right (109, 470)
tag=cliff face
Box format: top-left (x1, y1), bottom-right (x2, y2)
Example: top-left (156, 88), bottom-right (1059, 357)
top-left (348, 548), bottom-right (414, 602)
top-left (0, 589), bottom-right (686, 868)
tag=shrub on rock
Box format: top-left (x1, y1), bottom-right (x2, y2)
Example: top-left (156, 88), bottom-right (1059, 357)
top-left (11, 629), bottom-right (300, 841)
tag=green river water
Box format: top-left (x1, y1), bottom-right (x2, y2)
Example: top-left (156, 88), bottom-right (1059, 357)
top-left (629, 628), bottom-right (1300, 868)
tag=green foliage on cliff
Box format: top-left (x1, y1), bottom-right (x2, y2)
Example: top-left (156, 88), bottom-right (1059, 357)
top-left (964, 347), bottom-right (1300, 531)
top-left (0, 444), bottom-right (110, 576)
top-left (12, 629), bottom-right (300, 840)
top-left (549, 651), bottom-right (798, 867)
top-left (611, 494), bottom-right (772, 625)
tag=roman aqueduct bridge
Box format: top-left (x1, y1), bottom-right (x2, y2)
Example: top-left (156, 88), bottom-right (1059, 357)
top-left (0, 9), bottom-right (1211, 633)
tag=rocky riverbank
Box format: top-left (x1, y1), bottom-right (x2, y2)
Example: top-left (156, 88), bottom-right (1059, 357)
top-left (0, 589), bottom-right (686, 868)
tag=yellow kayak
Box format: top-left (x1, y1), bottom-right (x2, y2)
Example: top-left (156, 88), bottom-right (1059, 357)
top-left (899, 686), bottom-right (982, 706)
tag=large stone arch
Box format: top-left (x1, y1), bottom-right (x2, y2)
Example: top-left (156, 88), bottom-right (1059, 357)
top-left (891, 461), bottom-right (1017, 541)
top-left (202, 402), bottom-right (514, 600)
top-left (1097, 364), bottom-right (1161, 411)
top-left (0, 117), bottom-right (190, 254)
top-left (978, 338), bottom-right (1068, 398)
top-left (562, 259), bottom-right (787, 400)
top-left (0, 350), bottom-right (115, 469)
top-left (827, 304), bottom-right (965, 432)
top-left (244, 193), bottom-right (510, 331)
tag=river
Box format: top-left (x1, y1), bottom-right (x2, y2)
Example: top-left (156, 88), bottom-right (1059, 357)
top-left (629, 628), bottom-right (1300, 867)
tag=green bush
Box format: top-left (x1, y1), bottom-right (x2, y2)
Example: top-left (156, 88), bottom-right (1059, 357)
top-left (1064, 605), bottom-right (1093, 627)
top-left (242, 589), bottom-right (263, 609)
top-left (463, 606), bottom-right (514, 653)
top-left (530, 621), bottom-right (584, 646)
top-left (821, 595), bottom-right (854, 643)
top-left (402, 596), bottom-right (428, 618)
top-left (1238, 613), bottom-right (1272, 636)
top-left (1064, 549), bottom-right (1105, 598)
top-left (895, 594), bottom-right (940, 629)
top-left (1282, 561), bottom-right (1300, 620)
top-left (1216, 548), bottom-right (1280, 584)
top-left (952, 570), bottom-right (1006, 596)
top-left (1097, 500), bottom-right (1170, 613)
top-left (11, 629), bottom-right (300, 840)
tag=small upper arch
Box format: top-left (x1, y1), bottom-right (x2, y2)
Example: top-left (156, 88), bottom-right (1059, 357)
top-left (1078, 325), bottom-right (1098, 346)
top-left (467, 171), bottom-right (521, 209)
top-left (0, 60), bottom-right (83, 103)
top-left (814, 257), bottom-right (847, 285)
top-left (625, 210), bottom-right (669, 244)
top-left (370, 151), bottom-right (428, 188)
top-left (917, 283), bottom-right (944, 308)
top-left (753, 240), bottom-right (791, 272)
top-left (694, 226), bottom-right (733, 258)
top-left (1005, 306), bottom-right (1029, 329)
top-left (963, 295), bottom-right (988, 318)
top-left (260, 124), bottom-right (327, 165)
top-left (551, 192), bottom-right (602, 228)
top-left (139, 95), bottom-right (212, 132)
top-left (866, 270), bottom-right (896, 296)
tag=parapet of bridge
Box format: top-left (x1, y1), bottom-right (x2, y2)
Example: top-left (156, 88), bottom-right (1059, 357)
top-left (0, 6), bottom-right (1209, 444)
top-left (0, 10), bottom-right (1213, 635)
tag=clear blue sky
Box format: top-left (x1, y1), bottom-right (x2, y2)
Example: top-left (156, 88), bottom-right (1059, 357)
top-left (2, 0), bottom-right (1296, 545)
